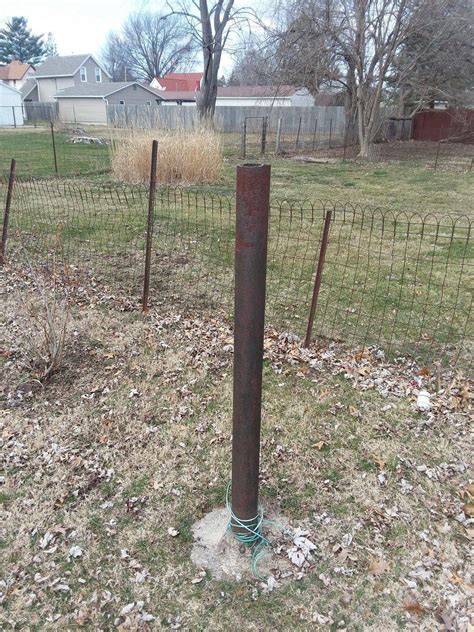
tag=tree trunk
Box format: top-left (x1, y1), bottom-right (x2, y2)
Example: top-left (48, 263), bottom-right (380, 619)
top-left (357, 135), bottom-right (376, 159)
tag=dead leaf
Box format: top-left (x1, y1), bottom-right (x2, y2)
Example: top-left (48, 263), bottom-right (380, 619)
top-left (368, 558), bottom-right (390, 575)
top-left (372, 454), bottom-right (386, 470)
top-left (418, 368), bottom-right (430, 376)
top-left (348, 405), bottom-right (360, 417)
top-left (312, 441), bottom-right (327, 451)
top-left (462, 503), bottom-right (474, 517)
top-left (403, 601), bottom-right (425, 616)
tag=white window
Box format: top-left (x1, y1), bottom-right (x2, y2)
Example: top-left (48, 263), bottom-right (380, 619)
top-left (80, 67), bottom-right (87, 82)
top-left (95, 67), bottom-right (101, 82)
top-left (119, 100), bottom-right (125, 105)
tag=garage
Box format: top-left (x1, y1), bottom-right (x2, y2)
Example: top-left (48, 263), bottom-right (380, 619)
top-left (55, 82), bottom-right (164, 125)
top-left (0, 83), bottom-right (24, 126)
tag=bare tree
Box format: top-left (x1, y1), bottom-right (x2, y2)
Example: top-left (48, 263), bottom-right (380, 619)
top-left (170, 1), bottom-right (252, 118)
top-left (102, 11), bottom-right (196, 83)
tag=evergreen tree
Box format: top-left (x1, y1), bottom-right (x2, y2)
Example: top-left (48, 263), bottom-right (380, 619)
top-left (0, 17), bottom-right (45, 65)
top-left (44, 32), bottom-right (58, 58)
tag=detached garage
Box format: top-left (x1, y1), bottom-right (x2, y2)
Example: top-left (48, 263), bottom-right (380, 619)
top-left (55, 82), bottom-right (164, 124)
top-left (0, 83), bottom-right (24, 126)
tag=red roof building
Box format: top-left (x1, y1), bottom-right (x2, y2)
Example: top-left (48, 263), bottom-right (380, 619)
top-left (152, 72), bottom-right (203, 92)
top-left (0, 60), bottom-right (35, 88)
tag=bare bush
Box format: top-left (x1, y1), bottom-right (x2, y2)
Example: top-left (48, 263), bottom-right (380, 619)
top-left (110, 127), bottom-right (223, 185)
top-left (22, 265), bottom-right (70, 381)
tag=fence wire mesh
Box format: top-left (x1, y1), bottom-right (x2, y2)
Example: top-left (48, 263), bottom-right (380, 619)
top-left (2, 176), bottom-right (472, 364)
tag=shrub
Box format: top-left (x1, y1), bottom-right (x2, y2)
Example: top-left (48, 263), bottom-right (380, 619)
top-left (111, 127), bottom-right (223, 185)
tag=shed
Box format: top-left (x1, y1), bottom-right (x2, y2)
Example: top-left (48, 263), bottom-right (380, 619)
top-left (55, 82), bottom-right (164, 124)
top-left (0, 83), bottom-right (24, 126)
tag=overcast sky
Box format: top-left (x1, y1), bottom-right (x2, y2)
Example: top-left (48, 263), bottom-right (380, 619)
top-left (0, 0), bottom-right (259, 75)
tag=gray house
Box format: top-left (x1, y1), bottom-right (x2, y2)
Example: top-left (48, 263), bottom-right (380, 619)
top-left (28, 54), bottom-right (111, 102)
top-left (55, 82), bottom-right (165, 124)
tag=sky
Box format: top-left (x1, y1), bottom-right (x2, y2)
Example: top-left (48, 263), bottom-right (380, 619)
top-left (0, 0), bottom-right (257, 75)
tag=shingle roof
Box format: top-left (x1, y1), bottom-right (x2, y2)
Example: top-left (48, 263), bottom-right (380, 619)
top-left (156, 73), bottom-right (203, 91)
top-left (0, 60), bottom-right (33, 80)
top-left (20, 78), bottom-right (37, 98)
top-left (35, 54), bottom-right (110, 78)
top-left (54, 82), bottom-right (163, 99)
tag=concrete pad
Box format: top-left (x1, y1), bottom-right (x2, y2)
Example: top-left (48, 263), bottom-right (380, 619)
top-left (190, 507), bottom-right (296, 582)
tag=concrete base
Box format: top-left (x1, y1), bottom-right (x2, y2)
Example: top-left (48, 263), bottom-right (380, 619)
top-left (191, 507), bottom-right (296, 582)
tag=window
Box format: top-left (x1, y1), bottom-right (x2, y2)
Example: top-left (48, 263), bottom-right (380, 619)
top-left (80, 67), bottom-right (87, 82)
top-left (119, 100), bottom-right (125, 105)
top-left (95, 67), bottom-right (102, 82)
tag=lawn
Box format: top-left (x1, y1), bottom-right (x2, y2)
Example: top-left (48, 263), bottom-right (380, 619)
top-left (1, 266), bottom-right (472, 630)
top-left (1, 125), bottom-right (473, 630)
top-left (1, 126), bottom-right (473, 216)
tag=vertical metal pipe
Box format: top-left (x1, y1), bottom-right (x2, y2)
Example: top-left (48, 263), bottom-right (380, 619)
top-left (304, 210), bottom-right (332, 348)
top-left (50, 122), bottom-right (58, 174)
top-left (231, 163), bottom-right (271, 533)
top-left (1, 159), bottom-right (16, 264)
top-left (12, 107), bottom-right (16, 128)
top-left (142, 139), bottom-right (158, 312)
top-left (275, 117), bottom-right (282, 155)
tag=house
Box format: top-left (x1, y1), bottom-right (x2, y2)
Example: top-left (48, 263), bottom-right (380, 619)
top-left (150, 81), bottom-right (315, 107)
top-left (55, 82), bottom-right (165, 124)
top-left (0, 83), bottom-right (23, 126)
top-left (30, 54), bottom-right (111, 102)
top-left (151, 72), bottom-right (203, 92)
top-left (0, 60), bottom-right (35, 89)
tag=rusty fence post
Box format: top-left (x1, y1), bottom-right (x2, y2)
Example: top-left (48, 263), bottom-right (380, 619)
top-left (240, 119), bottom-right (247, 158)
top-left (142, 139), bottom-right (158, 312)
top-left (231, 163), bottom-right (271, 536)
top-left (1, 159), bottom-right (16, 264)
top-left (50, 122), bottom-right (58, 174)
top-left (294, 116), bottom-right (302, 151)
top-left (261, 117), bottom-right (267, 155)
top-left (275, 117), bottom-right (282, 154)
top-left (304, 209), bottom-right (332, 348)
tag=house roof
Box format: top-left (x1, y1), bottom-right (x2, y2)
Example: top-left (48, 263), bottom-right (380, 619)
top-left (156, 72), bottom-right (203, 92)
top-left (0, 60), bottom-right (34, 81)
top-left (20, 78), bottom-right (37, 99)
top-left (35, 54), bottom-right (111, 78)
top-left (54, 82), bottom-right (163, 99)
top-left (216, 85), bottom-right (297, 98)
top-left (0, 82), bottom-right (22, 95)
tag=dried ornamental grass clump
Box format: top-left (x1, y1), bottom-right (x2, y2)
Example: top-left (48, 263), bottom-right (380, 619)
top-left (111, 127), bottom-right (223, 185)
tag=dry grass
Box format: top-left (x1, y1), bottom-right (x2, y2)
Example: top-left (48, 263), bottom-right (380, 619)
top-left (1, 264), bottom-right (472, 631)
top-left (110, 127), bottom-right (223, 185)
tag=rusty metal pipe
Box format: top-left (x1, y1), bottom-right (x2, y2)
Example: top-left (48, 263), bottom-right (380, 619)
top-left (231, 163), bottom-right (271, 532)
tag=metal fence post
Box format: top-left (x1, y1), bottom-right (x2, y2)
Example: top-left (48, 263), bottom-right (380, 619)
top-left (304, 209), bottom-right (332, 348)
top-left (231, 163), bottom-right (271, 536)
top-left (295, 116), bottom-right (302, 151)
top-left (1, 159), bottom-right (16, 265)
top-left (312, 117), bottom-right (318, 150)
top-left (142, 140), bottom-right (158, 312)
top-left (328, 117), bottom-right (333, 148)
top-left (50, 122), bottom-right (58, 174)
top-left (240, 119), bottom-right (247, 158)
top-left (261, 117), bottom-right (267, 155)
top-left (275, 117), bottom-right (282, 155)
top-left (12, 107), bottom-right (17, 128)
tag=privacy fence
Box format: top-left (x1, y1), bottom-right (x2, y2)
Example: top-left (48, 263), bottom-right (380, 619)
top-left (1, 175), bottom-right (472, 364)
top-left (0, 103), bottom-right (57, 127)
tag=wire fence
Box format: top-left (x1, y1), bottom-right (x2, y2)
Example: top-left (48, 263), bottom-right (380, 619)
top-left (2, 175), bottom-right (472, 364)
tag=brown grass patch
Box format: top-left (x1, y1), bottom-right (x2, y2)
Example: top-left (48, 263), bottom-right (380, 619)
top-left (111, 127), bottom-right (223, 185)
